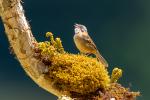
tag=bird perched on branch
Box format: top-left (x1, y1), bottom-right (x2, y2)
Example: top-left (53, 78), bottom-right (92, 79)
top-left (73, 23), bottom-right (108, 68)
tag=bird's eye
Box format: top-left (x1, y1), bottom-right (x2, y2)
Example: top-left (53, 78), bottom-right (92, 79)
top-left (81, 29), bottom-right (85, 32)
top-left (75, 28), bottom-right (80, 33)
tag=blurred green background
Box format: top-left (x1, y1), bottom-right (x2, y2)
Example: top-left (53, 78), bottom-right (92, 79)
top-left (0, 0), bottom-right (149, 100)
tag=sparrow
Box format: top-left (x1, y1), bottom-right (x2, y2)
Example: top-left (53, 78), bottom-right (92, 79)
top-left (73, 23), bottom-right (108, 68)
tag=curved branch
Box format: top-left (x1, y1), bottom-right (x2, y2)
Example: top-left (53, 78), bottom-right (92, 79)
top-left (0, 0), bottom-right (62, 97)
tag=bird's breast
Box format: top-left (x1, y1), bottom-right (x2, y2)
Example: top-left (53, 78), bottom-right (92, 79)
top-left (74, 34), bottom-right (94, 53)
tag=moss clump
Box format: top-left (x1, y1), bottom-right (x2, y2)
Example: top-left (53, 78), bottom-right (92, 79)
top-left (49, 53), bottom-right (110, 94)
top-left (34, 32), bottom-right (110, 94)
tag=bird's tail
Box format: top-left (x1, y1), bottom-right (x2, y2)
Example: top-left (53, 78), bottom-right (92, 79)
top-left (95, 50), bottom-right (108, 68)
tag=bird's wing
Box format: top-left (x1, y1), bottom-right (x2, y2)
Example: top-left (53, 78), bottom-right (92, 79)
top-left (83, 34), bottom-right (108, 67)
top-left (83, 34), bottom-right (97, 50)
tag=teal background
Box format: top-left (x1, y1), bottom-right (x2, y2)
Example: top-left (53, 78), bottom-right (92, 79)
top-left (0, 0), bottom-right (149, 100)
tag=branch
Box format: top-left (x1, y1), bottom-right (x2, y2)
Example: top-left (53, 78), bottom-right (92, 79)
top-left (0, 0), bottom-right (140, 100)
top-left (0, 0), bottom-right (62, 97)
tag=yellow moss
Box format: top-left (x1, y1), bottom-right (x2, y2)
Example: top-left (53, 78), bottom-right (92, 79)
top-left (35, 32), bottom-right (110, 94)
top-left (33, 32), bottom-right (140, 99)
top-left (46, 32), bottom-right (53, 38)
top-left (55, 38), bottom-right (65, 53)
top-left (46, 32), bottom-right (56, 46)
top-left (49, 53), bottom-right (110, 94)
top-left (111, 68), bottom-right (122, 83)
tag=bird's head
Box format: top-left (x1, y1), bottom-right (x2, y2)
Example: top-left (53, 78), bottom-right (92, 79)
top-left (74, 23), bottom-right (88, 34)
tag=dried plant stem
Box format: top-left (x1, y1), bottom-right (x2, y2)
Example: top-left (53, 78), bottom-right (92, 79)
top-left (0, 0), bottom-right (62, 97)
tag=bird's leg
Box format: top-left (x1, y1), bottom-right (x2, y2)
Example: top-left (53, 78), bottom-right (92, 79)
top-left (80, 52), bottom-right (91, 57)
top-left (85, 53), bottom-right (91, 56)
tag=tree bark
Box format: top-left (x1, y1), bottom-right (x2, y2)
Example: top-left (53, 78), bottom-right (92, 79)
top-left (0, 0), bottom-right (62, 97)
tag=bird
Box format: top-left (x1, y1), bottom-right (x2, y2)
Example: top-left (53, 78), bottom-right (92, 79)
top-left (73, 23), bottom-right (108, 68)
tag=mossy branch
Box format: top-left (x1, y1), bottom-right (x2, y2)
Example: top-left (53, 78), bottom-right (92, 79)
top-left (0, 0), bottom-right (63, 97)
top-left (0, 0), bottom-right (140, 100)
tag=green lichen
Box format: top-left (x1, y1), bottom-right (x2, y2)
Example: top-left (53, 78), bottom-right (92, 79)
top-left (45, 32), bottom-right (64, 53)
